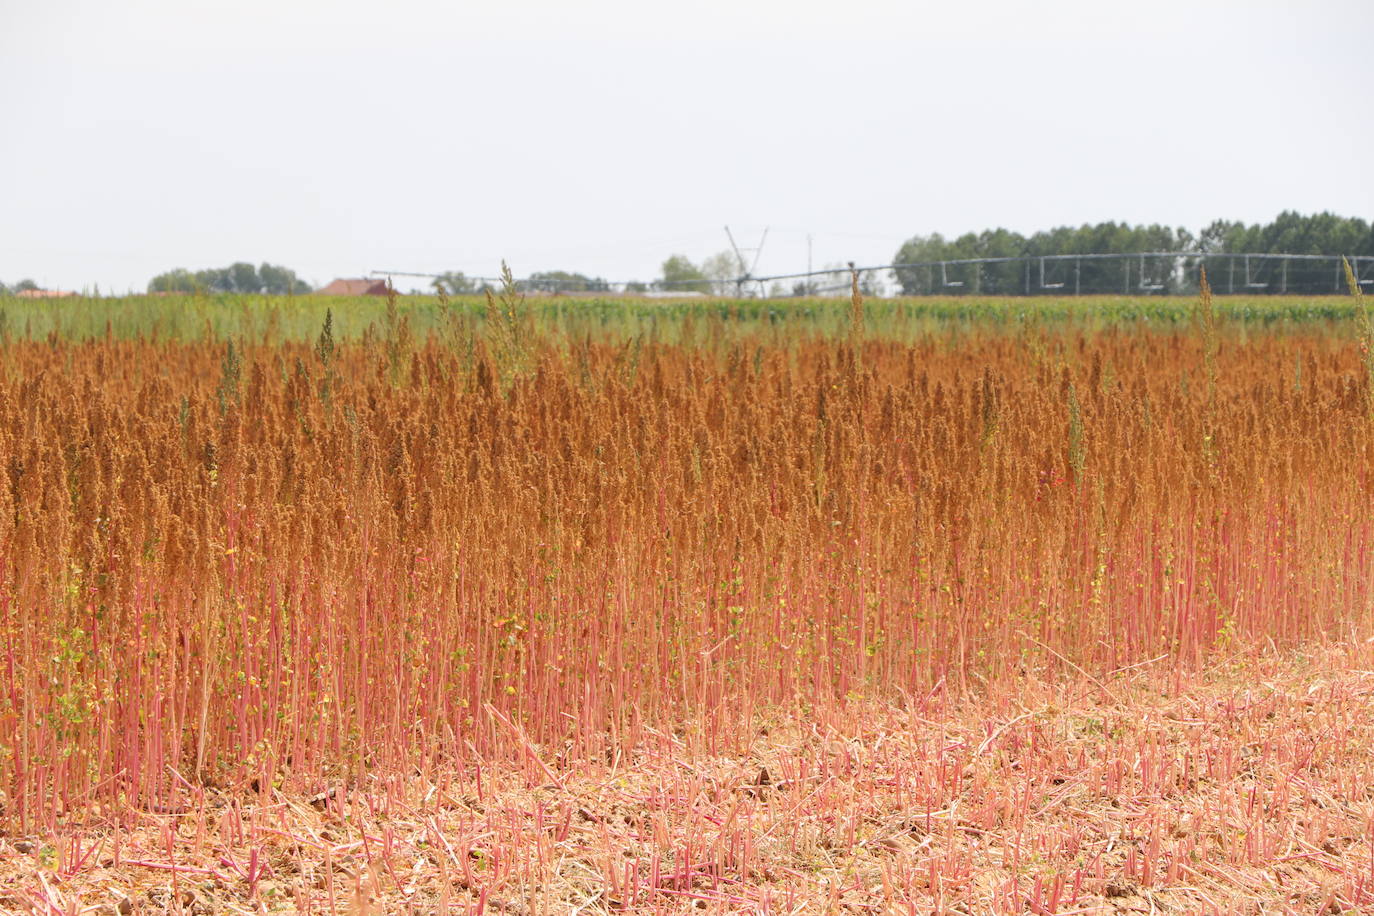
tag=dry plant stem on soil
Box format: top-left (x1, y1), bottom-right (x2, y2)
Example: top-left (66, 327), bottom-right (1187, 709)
top-left (3, 644), bottom-right (1374, 913)
top-left (0, 298), bottom-right (1372, 911)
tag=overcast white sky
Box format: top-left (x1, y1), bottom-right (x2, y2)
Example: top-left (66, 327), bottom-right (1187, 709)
top-left (2, 0), bottom-right (1371, 293)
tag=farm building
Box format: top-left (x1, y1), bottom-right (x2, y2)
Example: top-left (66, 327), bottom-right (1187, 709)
top-left (15, 288), bottom-right (78, 299)
top-left (317, 277), bottom-right (389, 296)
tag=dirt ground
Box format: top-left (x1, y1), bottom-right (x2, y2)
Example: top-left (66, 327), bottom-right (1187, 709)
top-left (4, 639), bottom-right (1374, 915)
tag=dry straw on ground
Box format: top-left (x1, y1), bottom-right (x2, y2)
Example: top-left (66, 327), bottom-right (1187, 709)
top-left (4, 643), bottom-right (1373, 913)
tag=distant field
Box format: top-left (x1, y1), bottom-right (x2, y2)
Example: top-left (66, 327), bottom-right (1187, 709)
top-left (0, 291), bottom-right (1367, 343)
top-left (1, 287), bottom-right (1372, 913)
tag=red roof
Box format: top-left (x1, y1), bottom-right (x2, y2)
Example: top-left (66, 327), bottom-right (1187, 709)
top-left (16, 288), bottom-right (78, 299)
top-left (318, 278), bottom-right (389, 296)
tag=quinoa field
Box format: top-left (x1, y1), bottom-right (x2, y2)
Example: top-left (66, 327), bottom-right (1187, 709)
top-left (2, 284), bottom-right (1374, 914)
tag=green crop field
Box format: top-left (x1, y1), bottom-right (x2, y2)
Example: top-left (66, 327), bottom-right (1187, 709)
top-left (0, 292), bottom-right (1365, 344)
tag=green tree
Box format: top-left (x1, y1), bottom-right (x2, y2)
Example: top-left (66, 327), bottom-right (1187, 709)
top-left (893, 232), bottom-right (1028, 294)
top-left (228, 262), bottom-right (261, 293)
top-left (1195, 212), bottom-right (1373, 292)
top-left (525, 271), bottom-right (609, 292)
top-left (14, 279), bottom-right (38, 292)
top-left (193, 267), bottom-right (232, 291)
top-left (148, 269), bottom-right (199, 293)
top-left (895, 221), bottom-right (1196, 295)
top-left (1199, 219), bottom-right (1243, 254)
top-left (149, 262), bottom-right (310, 294)
top-left (433, 271), bottom-right (475, 295)
top-left (658, 255), bottom-right (710, 294)
top-left (258, 262), bottom-right (311, 294)
top-left (701, 250), bottom-right (742, 296)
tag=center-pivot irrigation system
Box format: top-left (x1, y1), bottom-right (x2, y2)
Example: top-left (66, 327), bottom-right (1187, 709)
top-left (371, 229), bottom-right (1374, 297)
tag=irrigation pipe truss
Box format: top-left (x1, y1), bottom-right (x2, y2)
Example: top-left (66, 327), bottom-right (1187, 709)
top-left (372, 252), bottom-right (1374, 296)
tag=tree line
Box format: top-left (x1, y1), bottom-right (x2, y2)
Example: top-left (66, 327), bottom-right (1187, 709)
top-left (431, 271), bottom-right (615, 295)
top-left (891, 211), bottom-right (1374, 295)
top-left (123, 211), bottom-right (1371, 299)
top-left (147, 262), bottom-right (312, 295)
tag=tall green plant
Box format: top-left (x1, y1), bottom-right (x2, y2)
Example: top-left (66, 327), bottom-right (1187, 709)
top-left (485, 261), bottom-right (533, 386)
top-left (315, 308), bottom-right (338, 405)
